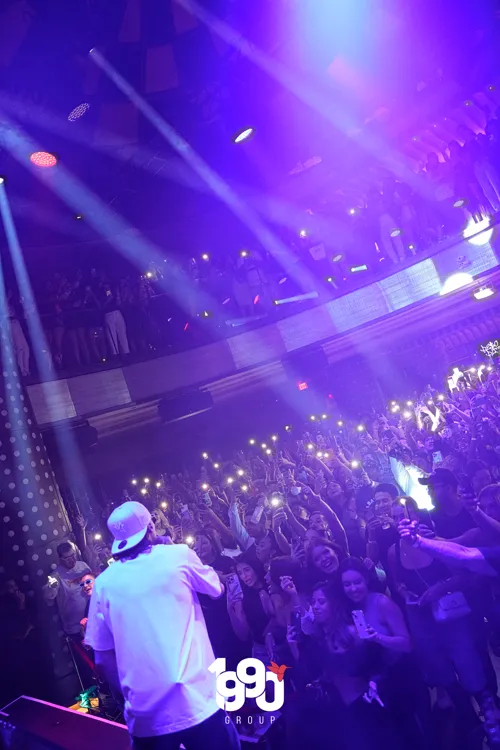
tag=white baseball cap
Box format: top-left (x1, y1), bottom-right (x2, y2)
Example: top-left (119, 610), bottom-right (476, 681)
top-left (107, 501), bottom-right (152, 555)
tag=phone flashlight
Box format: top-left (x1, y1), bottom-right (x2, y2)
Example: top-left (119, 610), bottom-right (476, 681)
top-left (131, 479), bottom-right (137, 486)
top-left (317, 451), bottom-right (324, 458)
top-left (94, 533), bottom-right (102, 541)
top-left (271, 435), bottom-right (278, 442)
top-left (406, 401), bottom-right (413, 407)
top-left (427, 400), bottom-right (433, 406)
top-left (185, 536), bottom-right (194, 545)
top-left (227, 477), bottom-right (234, 485)
top-left (140, 488), bottom-right (148, 495)
top-left (213, 463), bottom-right (220, 469)
top-left (144, 477), bottom-right (150, 484)
top-left (271, 497), bottom-right (281, 507)
top-left (201, 483), bottom-right (209, 491)
top-left (310, 415), bottom-right (316, 421)
top-left (357, 425), bottom-right (365, 432)
top-left (437, 394), bottom-right (445, 401)
top-left (403, 411), bottom-right (412, 419)
top-left (202, 452), bottom-right (209, 460)
top-left (351, 460), bottom-right (360, 469)
top-left (161, 501), bottom-right (168, 509)
top-left (48, 575), bottom-right (57, 586)
top-left (155, 481), bottom-right (161, 488)
top-left (249, 439), bottom-right (256, 445)
top-left (266, 449), bottom-right (272, 455)
top-left (307, 443), bottom-right (314, 450)
top-left (237, 469), bottom-right (244, 477)
top-left (337, 420), bottom-right (344, 427)
top-left (261, 443), bottom-right (267, 449)
top-left (241, 484), bottom-right (249, 492)
top-left (321, 414), bottom-right (328, 420)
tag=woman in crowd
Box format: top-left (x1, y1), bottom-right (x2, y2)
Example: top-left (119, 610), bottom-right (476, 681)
top-left (229, 553), bottom-right (277, 661)
top-left (306, 538), bottom-right (344, 587)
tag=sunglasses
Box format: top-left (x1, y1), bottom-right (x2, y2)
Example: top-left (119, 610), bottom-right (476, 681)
top-left (79, 579), bottom-right (94, 588)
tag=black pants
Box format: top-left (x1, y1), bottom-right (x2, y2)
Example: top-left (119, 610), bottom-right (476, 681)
top-left (132, 710), bottom-right (240, 750)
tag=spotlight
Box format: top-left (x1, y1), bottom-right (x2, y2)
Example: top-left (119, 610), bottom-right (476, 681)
top-left (440, 272), bottom-right (474, 295)
top-left (350, 264), bottom-right (368, 273)
top-left (390, 228), bottom-right (402, 238)
top-left (201, 253), bottom-right (210, 261)
top-left (232, 126), bottom-right (255, 144)
top-left (298, 229), bottom-right (308, 238)
top-left (0, 176), bottom-right (5, 185)
top-left (68, 102), bottom-right (90, 122)
top-left (202, 452), bottom-right (209, 459)
top-left (453, 198), bottom-right (466, 208)
top-left (332, 254), bottom-right (343, 262)
top-left (249, 439), bottom-right (256, 445)
top-left (474, 285), bottom-right (495, 300)
top-left (463, 216), bottom-right (493, 245)
top-left (30, 151), bottom-right (58, 168)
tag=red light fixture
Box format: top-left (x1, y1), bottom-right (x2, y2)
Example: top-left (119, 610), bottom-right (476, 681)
top-left (30, 151), bottom-right (58, 168)
top-left (297, 381), bottom-right (309, 391)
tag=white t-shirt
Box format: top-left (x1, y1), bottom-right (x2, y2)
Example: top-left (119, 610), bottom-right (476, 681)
top-left (85, 544), bottom-right (223, 738)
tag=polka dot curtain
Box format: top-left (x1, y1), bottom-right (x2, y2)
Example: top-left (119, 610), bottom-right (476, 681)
top-left (0, 342), bottom-right (75, 682)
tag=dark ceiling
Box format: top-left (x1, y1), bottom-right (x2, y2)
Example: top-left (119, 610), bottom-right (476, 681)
top-left (0, 0), bottom-right (499, 276)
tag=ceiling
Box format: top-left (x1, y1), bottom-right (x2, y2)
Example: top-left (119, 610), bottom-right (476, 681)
top-left (0, 0), bottom-right (499, 278)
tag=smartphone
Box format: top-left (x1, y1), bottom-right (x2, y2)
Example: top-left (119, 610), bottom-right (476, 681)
top-left (251, 505), bottom-right (264, 524)
top-left (201, 492), bottom-right (212, 507)
top-left (290, 609), bottom-right (301, 632)
top-left (180, 504), bottom-right (191, 522)
top-left (432, 451), bottom-right (443, 467)
top-left (226, 574), bottom-right (243, 602)
top-left (352, 609), bottom-right (371, 639)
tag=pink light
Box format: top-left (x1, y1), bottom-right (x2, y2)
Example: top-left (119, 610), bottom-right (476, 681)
top-left (253, 295), bottom-right (260, 305)
top-left (183, 322), bottom-right (189, 331)
top-left (297, 381), bottom-right (309, 391)
top-left (30, 151), bottom-right (58, 168)
top-left (68, 102), bottom-right (90, 122)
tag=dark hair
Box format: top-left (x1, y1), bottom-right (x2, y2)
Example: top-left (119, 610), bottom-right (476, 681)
top-left (374, 483), bottom-right (399, 500)
top-left (57, 541), bottom-right (74, 558)
top-left (466, 460), bottom-right (490, 479)
top-left (478, 484), bottom-right (500, 505)
top-left (196, 528), bottom-right (223, 558)
top-left (235, 551), bottom-right (266, 586)
top-left (268, 556), bottom-right (302, 589)
top-left (114, 535), bottom-right (152, 562)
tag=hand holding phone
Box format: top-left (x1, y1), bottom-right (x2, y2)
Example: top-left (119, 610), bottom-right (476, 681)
top-left (352, 609), bottom-right (371, 639)
top-left (226, 573), bottom-right (244, 602)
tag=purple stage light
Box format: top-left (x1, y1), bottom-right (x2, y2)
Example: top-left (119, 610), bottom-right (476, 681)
top-left (68, 102), bottom-right (90, 122)
top-left (30, 151), bottom-right (58, 168)
top-left (232, 126), bottom-right (255, 144)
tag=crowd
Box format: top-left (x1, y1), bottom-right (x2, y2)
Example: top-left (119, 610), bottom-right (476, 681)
top-left (5, 117), bottom-right (500, 381)
top-left (4, 361), bottom-right (500, 746)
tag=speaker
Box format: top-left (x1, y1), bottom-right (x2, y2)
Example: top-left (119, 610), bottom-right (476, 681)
top-left (0, 696), bottom-right (129, 750)
top-left (158, 389), bottom-right (214, 423)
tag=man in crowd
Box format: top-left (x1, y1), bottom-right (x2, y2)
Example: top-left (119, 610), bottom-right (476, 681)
top-left (85, 501), bottom-right (239, 750)
top-left (418, 468), bottom-right (478, 538)
top-left (42, 541), bottom-right (91, 640)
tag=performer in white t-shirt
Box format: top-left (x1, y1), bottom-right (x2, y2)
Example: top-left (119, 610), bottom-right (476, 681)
top-left (85, 501), bottom-right (240, 750)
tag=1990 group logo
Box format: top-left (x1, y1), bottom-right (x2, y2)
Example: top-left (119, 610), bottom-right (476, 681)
top-left (209, 658), bottom-right (286, 711)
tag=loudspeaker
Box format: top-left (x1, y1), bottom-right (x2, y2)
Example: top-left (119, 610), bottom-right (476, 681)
top-left (158, 389), bottom-right (214, 423)
top-left (0, 696), bottom-right (129, 750)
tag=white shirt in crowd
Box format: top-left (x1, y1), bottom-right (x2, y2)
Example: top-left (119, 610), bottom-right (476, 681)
top-left (42, 560), bottom-right (91, 635)
top-left (85, 543), bottom-right (223, 738)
